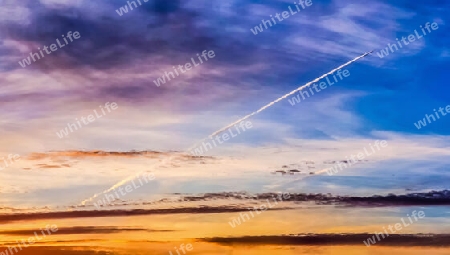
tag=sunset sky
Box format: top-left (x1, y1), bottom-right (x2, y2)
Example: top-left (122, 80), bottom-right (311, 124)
top-left (1, 0), bottom-right (449, 208)
top-left (0, 0), bottom-right (449, 254)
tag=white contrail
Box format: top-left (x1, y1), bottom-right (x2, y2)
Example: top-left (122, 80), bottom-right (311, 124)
top-left (208, 51), bottom-right (373, 138)
top-left (80, 51), bottom-right (372, 206)
top-left (80, 154), bottom-right (176, 206)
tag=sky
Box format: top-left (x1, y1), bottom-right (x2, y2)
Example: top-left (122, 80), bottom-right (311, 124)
top-left (2, 1), bottom-right (450, 255)
top-left (0, 0), bottom-right (449, 210)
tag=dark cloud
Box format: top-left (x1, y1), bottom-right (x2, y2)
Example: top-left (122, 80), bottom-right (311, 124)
top-left (2, 190), bottom-right (450, 223)
top-left (0, 0), bottom-right (277, 105)
top-left (0, 226), bottom-right (171, 235)
top-left (1, 1), bottom-right (227, 71)
top-left (0, 0), bottom-right (309, 78)
top-left (201, 234), bottom-right (450, 246)
top-left (0, 207), bottom-right (264, 223)
top-left (166, 190), bottom-right (450, 206)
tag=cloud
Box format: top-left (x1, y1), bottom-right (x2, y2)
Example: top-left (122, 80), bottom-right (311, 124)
top-left (200, 234), bottom-right (450, 246)
top-left (0, 0), bottom-right (449, 210)
top-left (0, 226), bottom-right (171, 235)
top-left (0, 207), bottom-right (274, 224)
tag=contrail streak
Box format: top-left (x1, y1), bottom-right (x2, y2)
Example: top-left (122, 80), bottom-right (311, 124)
top-left (80, 51), bottom-right (372, 206)
top-left (208, 51), bottom-right (373, 138)
top-left (80, 154), bottom-right (176, 206)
